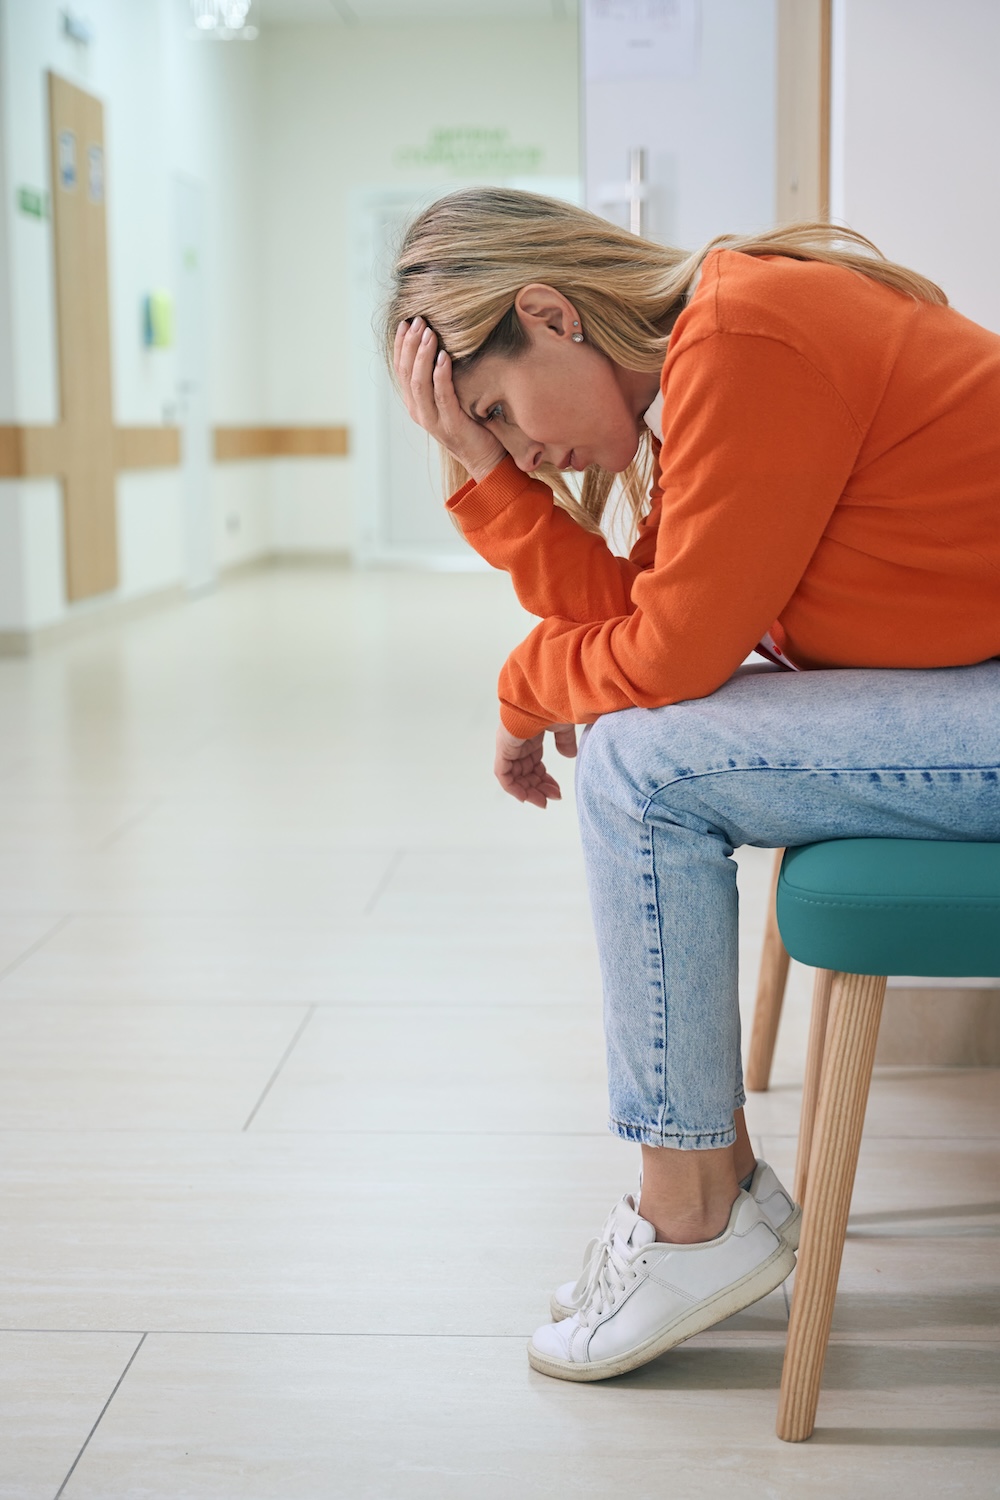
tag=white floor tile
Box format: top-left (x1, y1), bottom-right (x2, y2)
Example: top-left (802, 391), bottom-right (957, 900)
top-left (0, 1130), bottom-right (783, 1336)
top-left (0, 915), bottom-right (601, 1008)
top-left (0, 1003), bottom-right (309, 1130)
top-left (1, 567), bottom-right (997, 1493)
top-left (0, 913), bottom-right (68, 977)
top-left (0, 1331), bottom-right (141, 1500)
top-left (250, 1003), bottom-right (608, 1134)
top-left (57, 1333), bottom-right (1000, 1500)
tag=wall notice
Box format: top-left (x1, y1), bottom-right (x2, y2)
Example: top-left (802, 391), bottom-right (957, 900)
top-left (584, 0), bottom-right (700, 81)
top-left (395, 128), bottom-right (544, 176)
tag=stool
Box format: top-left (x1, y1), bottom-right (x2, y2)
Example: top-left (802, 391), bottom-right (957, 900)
top-left (767, 838), bottom-right (1000, 1442)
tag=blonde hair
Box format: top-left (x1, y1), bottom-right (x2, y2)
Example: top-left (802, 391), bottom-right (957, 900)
top-left (382, 188), bottom-right (947, 540)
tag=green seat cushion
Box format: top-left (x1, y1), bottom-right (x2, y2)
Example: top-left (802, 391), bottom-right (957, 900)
top-left (776, 839), bottom-right (1000, 977)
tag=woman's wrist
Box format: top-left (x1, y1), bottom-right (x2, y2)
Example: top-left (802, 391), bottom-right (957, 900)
top-left (465, 450), bottom-right (507, 484)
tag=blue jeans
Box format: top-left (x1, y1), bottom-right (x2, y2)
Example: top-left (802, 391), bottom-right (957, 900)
top-left (575, 662), bottom-right (1000, 1150)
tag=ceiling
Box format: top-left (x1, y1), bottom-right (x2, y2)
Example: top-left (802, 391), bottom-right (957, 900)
top-left (251, 0), bottom-right (577, 23)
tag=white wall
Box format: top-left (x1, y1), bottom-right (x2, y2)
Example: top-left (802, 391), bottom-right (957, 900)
top-left (0, 4), bottom-right (581, 632)
top-left (0, 0), bottom-right (269, 633)
top-left (583, 0), bottom-right (777, 248)
top-left (259, 18), bottom-right (580, 555)
top-left (831, 0), bottom-right (1000, 332)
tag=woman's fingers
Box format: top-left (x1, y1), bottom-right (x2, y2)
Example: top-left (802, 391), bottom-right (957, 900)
top-left (396, 319), bottom-right (505, 479)
top-left (409, 326), bottom-right (441, 428)
top-left (551, 724), bottom-right (578, 758)
top-left (494, 724), bottom-right (563, 809)
top-left (396, 318), bottom-right (444, 432)
top-left (394, 318), bottom-right (429, 403)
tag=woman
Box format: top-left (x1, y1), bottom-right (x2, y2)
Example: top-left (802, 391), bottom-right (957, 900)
top-left (385, 189), bottom-right (1000, 1383)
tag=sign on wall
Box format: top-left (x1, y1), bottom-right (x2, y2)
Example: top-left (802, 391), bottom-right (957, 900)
top-left (584, 0), bottom-right (700, 81)
top-left (394, 128), bottom-right (544, 177)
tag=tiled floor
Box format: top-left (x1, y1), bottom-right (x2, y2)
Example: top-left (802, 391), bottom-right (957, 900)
top-left (0, 568), bottom-right (996, 1499)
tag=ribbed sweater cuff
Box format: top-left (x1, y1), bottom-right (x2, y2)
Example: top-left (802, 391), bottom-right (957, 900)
top-left (446, 455), bottom-right (535, 530)
top-left (499, 702), bottom-right (551, 739)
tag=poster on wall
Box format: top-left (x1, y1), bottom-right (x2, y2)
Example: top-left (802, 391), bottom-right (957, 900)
top-left (583, 0), bottom-right (700, 81)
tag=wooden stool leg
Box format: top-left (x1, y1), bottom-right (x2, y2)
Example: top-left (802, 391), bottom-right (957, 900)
top-left (794, 968), bottom-right (834, 1208)
top-left (745, 849), bottom-right (791, 1091)
top-left (777, 970), bottom-right (887, 1442)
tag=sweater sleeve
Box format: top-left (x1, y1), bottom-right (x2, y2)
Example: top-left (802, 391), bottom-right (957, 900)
top-left (447, 455), bottom-right (661, 623)
top-left (496, 332), bottom-right (864, 738)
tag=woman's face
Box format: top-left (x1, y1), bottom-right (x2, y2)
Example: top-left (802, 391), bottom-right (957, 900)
top-left (450, 285), bottom-right (658, 477)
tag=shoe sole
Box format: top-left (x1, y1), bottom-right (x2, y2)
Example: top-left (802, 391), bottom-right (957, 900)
top-left (529, 1238), bottom-right (796, 1383)
top-left (781, 1204), bottom-right (802, 1251)
top-left (548, 1205), bottom-right (803, 1323)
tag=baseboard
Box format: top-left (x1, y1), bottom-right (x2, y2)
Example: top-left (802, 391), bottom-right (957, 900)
top-left (0, 552), bottom-right (353, 655)
top-left (0, 583), bottom-right (186, 656)
top-left (875, 986), bottom-right (1000, 1066)
top-left (219, 550), bottom-right (351, 577)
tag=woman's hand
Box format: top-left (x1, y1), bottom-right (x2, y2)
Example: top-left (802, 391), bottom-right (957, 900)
top-left (494, 722), bottom-right (579, 809)
top-left (394, 317), bottom-right (506, 482)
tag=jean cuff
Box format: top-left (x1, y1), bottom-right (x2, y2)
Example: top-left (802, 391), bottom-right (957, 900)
top-left (609, 1116), bottom-right (739, 1150)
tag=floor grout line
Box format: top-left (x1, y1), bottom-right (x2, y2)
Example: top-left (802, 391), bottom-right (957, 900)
top-left (53, 1331), bottom-right (147, 1499)
top-left (361, 848), bottom-right (404, 917)
top-left (96, 796), bottom-right (167, 850)
top-left (4, 1327), bottom-right (996, 1343)
top-left (0, 1126), bottom-right (996, 1139)
top-left (0, 914), bottom-right (74, 985)
top-left (241, 1005), bottom-right (317, 1132)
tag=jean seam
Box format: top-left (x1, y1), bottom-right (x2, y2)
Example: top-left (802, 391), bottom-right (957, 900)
top-left (638, 762), bottom-right (1000, 820)
top-left (643, 823), bottom-right (669, 1137)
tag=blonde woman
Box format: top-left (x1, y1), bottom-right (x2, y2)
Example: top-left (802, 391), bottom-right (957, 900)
top-left (386, 189), bottom-right (1000, 1382)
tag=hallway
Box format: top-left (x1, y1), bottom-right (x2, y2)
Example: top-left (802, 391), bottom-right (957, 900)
top-left (0, 569), bottom-right (997, 1498)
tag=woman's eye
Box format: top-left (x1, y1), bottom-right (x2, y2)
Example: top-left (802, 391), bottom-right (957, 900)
top-left (484, 403), bottom-right (504, 423)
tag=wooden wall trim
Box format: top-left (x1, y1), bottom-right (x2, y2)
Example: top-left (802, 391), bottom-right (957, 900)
top-left (776, 0), bottom-right (831, 224)
top-left (2, 424), bottom-right (348, 474)
top-left (0, 425), bottom-right (71, 477)
top-left (113, 426), bottom-right (181, 470)
top-left (819, 0), bottom-right (832, 221)
top-left (0, 425), bottom-right (180, 477)
top-left (214, 426), bottom-right (349, 462)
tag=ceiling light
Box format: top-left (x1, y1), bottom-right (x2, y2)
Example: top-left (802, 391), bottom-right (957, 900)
top-left (188, 0), bottom-right (257, 39)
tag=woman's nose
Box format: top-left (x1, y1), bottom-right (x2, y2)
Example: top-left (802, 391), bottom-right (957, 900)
top-left (513, 440), bottom-right (545, 474)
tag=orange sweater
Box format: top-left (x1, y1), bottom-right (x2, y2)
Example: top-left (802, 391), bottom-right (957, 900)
top-left (447, 249), bottom-right (1000, 739)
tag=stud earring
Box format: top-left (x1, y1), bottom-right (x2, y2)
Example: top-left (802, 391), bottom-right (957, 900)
top-left (572, 331), bottom-right (584, 343)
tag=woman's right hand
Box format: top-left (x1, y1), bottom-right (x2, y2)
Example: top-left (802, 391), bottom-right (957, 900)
top-left (394, 317), bottom-right (506, 483)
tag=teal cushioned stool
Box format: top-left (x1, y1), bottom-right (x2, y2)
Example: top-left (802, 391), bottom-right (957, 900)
top-left (764, 838), bottom-right (1000, 1442)
top-left (777, 839), bottom-right (1000, 977)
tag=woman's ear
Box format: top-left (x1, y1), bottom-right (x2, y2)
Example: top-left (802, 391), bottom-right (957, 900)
top-left (514, 283), bottom-right (581, 342)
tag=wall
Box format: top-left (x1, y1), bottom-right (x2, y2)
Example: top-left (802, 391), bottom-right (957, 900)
top-left (583, 0), bottom-right (777, 248)
top-left (259, 17), bottom-right (580, 555)
top-left (830, 0), bottom-right (1000, 331)
top-left (0, 0), bottom-right (269, 636)
top-left (0, 5), bottom-right (581, 635)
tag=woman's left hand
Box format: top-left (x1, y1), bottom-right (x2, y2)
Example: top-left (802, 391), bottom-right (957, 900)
top-left (494, 722), bottom-right (578, 809)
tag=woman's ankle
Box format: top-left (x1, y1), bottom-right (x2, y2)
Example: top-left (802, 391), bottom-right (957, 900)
top-left (735, 1152), bottom-right (757, 1186)
top-left (638, 1185), bottom-right (739, 1245)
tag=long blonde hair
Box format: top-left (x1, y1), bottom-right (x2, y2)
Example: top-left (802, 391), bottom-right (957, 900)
top-left (382, 188), bottom-right (946, 539)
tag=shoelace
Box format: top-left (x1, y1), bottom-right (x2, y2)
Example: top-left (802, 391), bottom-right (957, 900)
top-left (570, 1206), bottom-right (644, 1327)
top-left (566, 1188), bottom-right (644, 1313)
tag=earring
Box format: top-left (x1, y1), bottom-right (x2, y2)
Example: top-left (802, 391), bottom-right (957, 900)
top-left (572, 332), bottom-right (584, 343)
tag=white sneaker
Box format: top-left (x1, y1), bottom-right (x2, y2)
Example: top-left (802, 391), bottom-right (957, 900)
top-left (749, 1160), bottom-right (801, 1250)
top-left (529, 1191), bottom-right (795, 1383)
top-left (549, 1158), bottom-right (800, 1322)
